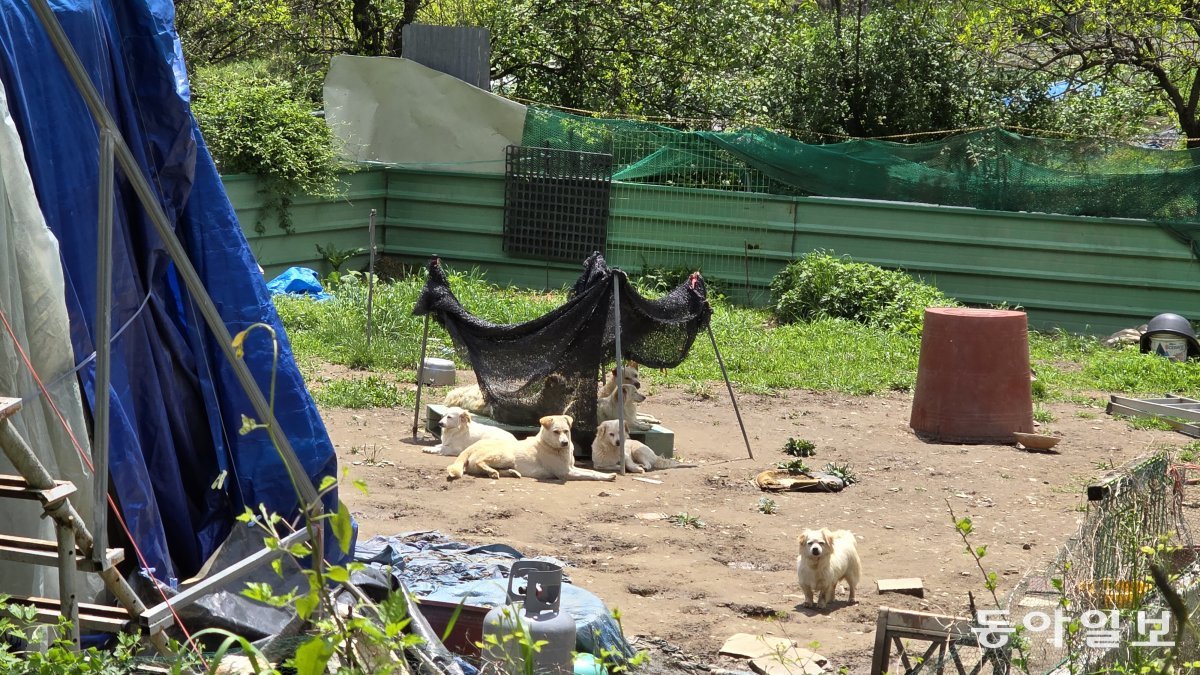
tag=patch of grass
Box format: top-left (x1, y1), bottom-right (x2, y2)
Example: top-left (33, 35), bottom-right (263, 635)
top-left (1177, 441), bottom-right (1200, 463)
top-left (313, 375), bottom-right (413, 408)
top-left (782, 438), bottom-right (816, 457)
top-left (1033, 405), bottom-right (1056, 423)
top-left (1075, 411), bottom-right (1097, 419)
top-left (1120, 415), bottom-right (1176, 432)
top-left (1031, 379), bottom-right (1050, 401)
top-left (757, 497), bottom-right (778, 515)
top-left (669, 512), bottom-right (705, 529)
top-left (274, 263), bottom-right (1200, 402)
top-left (1029, 330), bottom-right (1200, 399)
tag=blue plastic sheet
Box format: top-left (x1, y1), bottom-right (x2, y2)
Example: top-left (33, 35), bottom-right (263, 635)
top-left (0, 0), bottom-right (347, 581)
top-left (267, 267), bottom-right (331, 301)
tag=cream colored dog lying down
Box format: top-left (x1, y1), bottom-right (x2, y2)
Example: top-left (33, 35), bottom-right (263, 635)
top-left (591, 420), bottom-right (696, 473)
top-left (446, 415), bottom-right (615, 481)
top-left (424, 407), bottom-right (516, 456)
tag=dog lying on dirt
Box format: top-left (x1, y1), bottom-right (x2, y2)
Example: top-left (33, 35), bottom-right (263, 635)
top-left (596, 383), bottom-right (654, 431)
top-left (424, 407), bottom-right (516, 457)
top-left (443, 384), bottom-right (489, 416)
top-left (591, 420), bottom-right (696, 473)
top-left (446, 414), bottom-right (615, 482)
top-left (797, 528), bottom-right (861, 608)
top-left (443, 374), bottom-right (573, 424)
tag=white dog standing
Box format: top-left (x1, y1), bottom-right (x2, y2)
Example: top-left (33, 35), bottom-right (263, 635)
top-left (796, 528), bottom-right (861, 608)
top-left (425, 407), bottom-right (516, 456)
top-left (591, 420), bottom-right (696, 473)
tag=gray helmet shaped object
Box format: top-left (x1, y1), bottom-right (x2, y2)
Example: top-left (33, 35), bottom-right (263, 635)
top-left (1140, 313), bottom-right (1200, 356)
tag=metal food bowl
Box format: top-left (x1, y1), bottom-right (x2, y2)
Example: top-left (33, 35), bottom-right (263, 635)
top-left (421, 358), bottom-right (456, 386)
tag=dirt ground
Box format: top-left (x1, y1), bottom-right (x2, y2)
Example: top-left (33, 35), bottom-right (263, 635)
top-left (326, 378), bottom-right (1180, 674)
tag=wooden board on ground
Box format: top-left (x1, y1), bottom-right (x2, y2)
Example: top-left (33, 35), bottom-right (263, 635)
top-left (876, 578), bottom-right (924, 598)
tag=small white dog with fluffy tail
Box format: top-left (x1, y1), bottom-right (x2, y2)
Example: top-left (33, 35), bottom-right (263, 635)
top-left (796, 528), bottom-right (861, 609)
top-left (425, 407), bottom-right (516, 456)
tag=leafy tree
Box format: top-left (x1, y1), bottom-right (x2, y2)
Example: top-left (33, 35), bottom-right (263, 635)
top-left (968, 0), bottom-right (1200, 146)
top-left (766, 1), bottom-right (982, 140)
top-left (191, 62), bottom-right (344, 232)
top-left (487, 0), bottom-right (788, 123)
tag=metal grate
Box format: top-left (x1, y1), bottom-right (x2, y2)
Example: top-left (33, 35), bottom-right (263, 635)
top-left (503, 146), bottom-right (613, 263)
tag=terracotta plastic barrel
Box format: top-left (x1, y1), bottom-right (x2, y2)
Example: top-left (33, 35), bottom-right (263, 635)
top-left (909, 308), bottom-right (1033, 443)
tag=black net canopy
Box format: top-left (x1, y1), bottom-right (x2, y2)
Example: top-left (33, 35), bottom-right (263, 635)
top-left (413, 254), bottom-right (711, 440)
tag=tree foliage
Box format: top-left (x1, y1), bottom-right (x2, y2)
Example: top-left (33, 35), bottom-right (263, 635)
top-left (967, 0), bottom-right (1197, 145)
top-left (174, 0), bottom-right (1176, 145)
top-left (191, 62), bottom-right (344, 232)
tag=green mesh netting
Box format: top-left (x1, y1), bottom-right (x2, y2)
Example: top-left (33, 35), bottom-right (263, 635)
top-left (522, 107), bottom-right (1200, 256)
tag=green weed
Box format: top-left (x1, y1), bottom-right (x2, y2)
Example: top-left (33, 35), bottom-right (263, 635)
top-left (757, 497), bottom-right (779, 515)
top-left (669, 512), bottom-right (706, 529)
top-left (313, 375), bottom-right (412, 408)
top-left (1033, 405), bottom-right (1056, 423)
top-left (782, 438), bottom-right (816, 457)
top-left (823, 462), bottom-right (858, 486)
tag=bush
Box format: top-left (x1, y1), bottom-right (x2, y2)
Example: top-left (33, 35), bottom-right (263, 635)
top-left (769, 251), bottom-right (956, 335)
top-left (191, 61), bottom-right (344, 233)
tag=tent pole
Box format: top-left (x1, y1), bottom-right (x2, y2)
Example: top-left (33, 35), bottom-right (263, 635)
top-left (365, 209), bottom-right (377, 350)
top-left (28, 0), bottom-right (322, 517)
top-left (412, 315), bottom-right (431, 439)
top-left (707, 324), bottom-right (753, 460)
top-left (612, 275), bottom-right (625, 475)
top-left (92, 130), bottom-right (114, 565)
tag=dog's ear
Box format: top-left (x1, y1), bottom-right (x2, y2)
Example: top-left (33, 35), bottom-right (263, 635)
top-left (462, 411), bottom-right (472, 422)
top-left (539, 416), bottom-right (553, 428)
top-left (564, 414), bottom-right (574, 427)
top-left (629, 361), bottom-right (639, 369)
top-left (822, 529), bottom-right (834, 546)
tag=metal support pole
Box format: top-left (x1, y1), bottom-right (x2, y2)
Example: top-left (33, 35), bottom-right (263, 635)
top-left (0, 418), bottom-right (172, 656)
top-left (92, 130), bottom-right (113, 566)
top-left (612, 275), bottom-right (625, 475)
top-left (55, 521), bottom-right (78, 651)
top-left (412, 316), bottom-right (431, 439)
top-left (28, 0), bottom-right (321, 515)
top-left (707, 325), bottom-right (753, 460)
top-left (365, 209), bottom-right (377, 350)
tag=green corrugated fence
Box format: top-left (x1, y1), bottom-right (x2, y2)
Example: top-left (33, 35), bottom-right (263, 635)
top-left (226, 166), bottom-right (1200, 335)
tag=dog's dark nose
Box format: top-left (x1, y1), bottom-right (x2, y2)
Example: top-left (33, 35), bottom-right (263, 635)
top-left (560, 440), bottom-right (569, 447)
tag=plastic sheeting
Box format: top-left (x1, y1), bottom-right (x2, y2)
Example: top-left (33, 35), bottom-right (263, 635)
top-left (0, 0), bottom-right (345, 583)
top-left (266, 267), bottom-right (331, 301)
top-left (324, 55), bottom-right (525, 171)
top-left (0, 73), bottom-right (100, 602)
top-left (355, 532), bottom-right (636, 663)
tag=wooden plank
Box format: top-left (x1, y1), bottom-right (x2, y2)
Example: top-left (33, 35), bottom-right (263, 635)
top-left (871, 608), bottom-right (892, 675)
top-left (1110, 395), bottom-right (1200, 424)
top-left (0, 398), bottom-right (20, 422)
top-left (0, 533), bottom-right (123, 571)
top-left (1105, 402), bottom-right (1200, 440)
top-left (0, 474), bottom-right (76, 502)
top-left (876, 578), bottom-right (925, 598)
top-left (9, 596), bottom-right (131, 633)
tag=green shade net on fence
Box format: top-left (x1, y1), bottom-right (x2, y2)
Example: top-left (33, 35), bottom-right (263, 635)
top-left (522, 107), bottom-right (1200, 257)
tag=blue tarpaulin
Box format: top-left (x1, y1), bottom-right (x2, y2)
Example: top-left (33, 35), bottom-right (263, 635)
top-left (0, 0), bottom-right (346, 582)
top-left (267, 267), bottom-right (332, 301)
